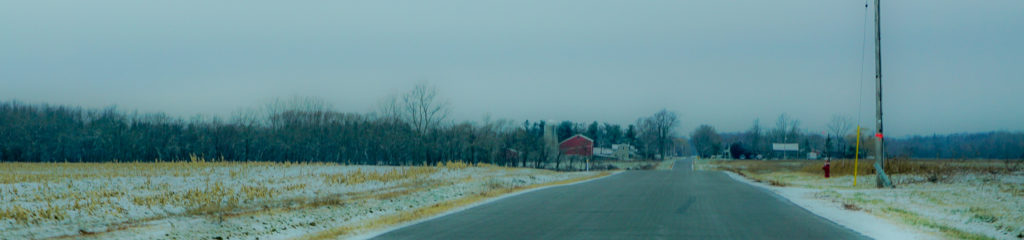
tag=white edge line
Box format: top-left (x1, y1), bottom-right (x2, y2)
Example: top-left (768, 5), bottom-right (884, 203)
top-left (349, 171), bottom-right (623, 240)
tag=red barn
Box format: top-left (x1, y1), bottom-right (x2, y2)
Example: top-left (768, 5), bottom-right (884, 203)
top-left (559, 134), bottom-right (594, 156)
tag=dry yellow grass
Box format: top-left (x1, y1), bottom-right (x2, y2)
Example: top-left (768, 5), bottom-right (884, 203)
top-left (705, 158), bottom-right (1010, 178)
top-left (0, 157), bottom-right (498, 228)
top-left (699, 158), bottom-right (1024, 239)
top-left (302, 171), bottom-right (613, 240)
top-left (1, 160), bottom-right (260, 224)
top-left (1, 155), bottom-right (572, 239)
top-left (322, 167), bottom-right (437, 185)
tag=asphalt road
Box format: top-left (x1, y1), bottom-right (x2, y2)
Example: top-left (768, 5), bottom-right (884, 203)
top-left (372, 158), bottom-right (868, 240)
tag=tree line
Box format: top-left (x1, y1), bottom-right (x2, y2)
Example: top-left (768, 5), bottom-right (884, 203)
top-left (887, 132), bottom-right (1024, 160)
top-left (689, 114), bottom-right (832, 159)
top-left (550, 109), bottom-right (684, 160)
top-left (0, 83), bottom-right (684, 169)
top-left (688, 113), bottom-right (1024, 160)
top-left (7, 82), bottom-right (1015, 166)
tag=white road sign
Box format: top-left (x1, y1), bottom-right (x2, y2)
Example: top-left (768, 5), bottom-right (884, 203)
top-left (772, 143), bottom-right (799, 151)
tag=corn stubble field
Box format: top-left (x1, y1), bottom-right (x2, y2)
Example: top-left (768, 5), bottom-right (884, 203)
top-left (701, 158), bottom-right (1024, 240)
top-left (0, 156), bottom-right (603, 239)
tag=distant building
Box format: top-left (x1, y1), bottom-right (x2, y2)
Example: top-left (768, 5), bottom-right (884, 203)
top-left (807, 151), bottom-right (819, 160)
top-left (611, 144), bottom-right (636, 160)
top-left (559, 134), bottom-right (593, 156)
top-left (594, 144), bottom-right (636, 160)
top-left (593, 147), bottom-right (614, 158)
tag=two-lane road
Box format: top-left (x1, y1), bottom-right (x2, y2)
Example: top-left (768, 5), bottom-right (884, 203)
top-left (373, 158), bottom-right (867, 239)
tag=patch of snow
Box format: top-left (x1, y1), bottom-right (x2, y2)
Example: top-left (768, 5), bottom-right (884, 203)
top-left (722, 171), bottom-right (932, 240)
top-left (0, 163), bottom-right (604, 240)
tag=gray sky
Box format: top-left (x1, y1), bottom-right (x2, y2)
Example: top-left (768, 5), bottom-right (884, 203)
top-left (2, 0), bottom-right (1022, 137)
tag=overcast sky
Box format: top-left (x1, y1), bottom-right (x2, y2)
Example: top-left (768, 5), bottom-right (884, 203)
top-left (1, 0), bottom-right (1022, 137)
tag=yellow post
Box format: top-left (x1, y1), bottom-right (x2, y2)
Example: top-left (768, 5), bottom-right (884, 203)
top-left (854, 125), bottom-right (861, 186)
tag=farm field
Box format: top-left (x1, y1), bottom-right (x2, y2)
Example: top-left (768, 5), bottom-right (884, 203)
top-left (698, 158), bottom-right (1024, 240)
top-left (0, 158), bottom-right (606, 239)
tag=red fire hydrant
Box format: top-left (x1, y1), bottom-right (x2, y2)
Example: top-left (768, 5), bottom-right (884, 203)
top-left (822, 159), bottom-right (831, 178)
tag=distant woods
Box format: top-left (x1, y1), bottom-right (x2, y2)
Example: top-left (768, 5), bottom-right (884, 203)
top-left (0, 83), bottom-right (683, 168)
top-left (2, 83), bottom-right (1020, 165)
top-left (690, 113), bottom-right (1024, 161)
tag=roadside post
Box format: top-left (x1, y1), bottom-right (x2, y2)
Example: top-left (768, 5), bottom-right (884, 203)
top-left (854, 126), bottom-right (860, 186)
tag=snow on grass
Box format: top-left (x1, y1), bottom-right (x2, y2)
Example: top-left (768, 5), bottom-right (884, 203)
top-left (0, 160), bottom-right (604, 240)
top-left (720, 171), bottom-right (930, 240)
top-left (593, 157), bottom-right (679, 171)
top-left (700, 159), bottom-right (1024, 240)
top-left (348, 170), bottom-right (618, 240)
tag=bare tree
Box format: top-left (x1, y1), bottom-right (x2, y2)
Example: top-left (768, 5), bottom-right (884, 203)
top-left (745, 119), bottom-right (766, 156)
top-left (375, 93), bottom-right (403, 124)
top-left (826, 115), bottom-right (854, 141)
top-left (826, 114), bottom-right (854, 158)
top-left (633, 110), bottom-right (679, 160)
top-left (636, 118), bottom-right (658, 159)
top-left (773, 113), bottom-right (801, 144)
top-left (651, 109), bottom-right (679, 159)
top-left (230, 107), bottom-right (263, 161)
top-left (673, 137), bottom-right (692, 156)
top-left (846, 127), bottom-right (873, 158)
top-left (264, 96), bottom-right (333, 129)
top-left (402, 83), bottom-right (451, 134)
top-left (691, 125), bottom-right (722, 158)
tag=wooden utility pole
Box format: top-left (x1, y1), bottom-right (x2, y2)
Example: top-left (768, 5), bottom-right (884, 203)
top-left (874, 0), bottom-right (893, 188)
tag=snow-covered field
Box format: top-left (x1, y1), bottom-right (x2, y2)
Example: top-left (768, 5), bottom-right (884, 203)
top-left (0, 160), bottom-right (604, 239)
top-left (699, 159), bottom-right (1024, 240)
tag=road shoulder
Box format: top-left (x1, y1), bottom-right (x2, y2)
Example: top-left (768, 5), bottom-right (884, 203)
top-left (347, 171), bottom-right (621, 240)
top-left (720, 171), bottom-right (930, 240)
